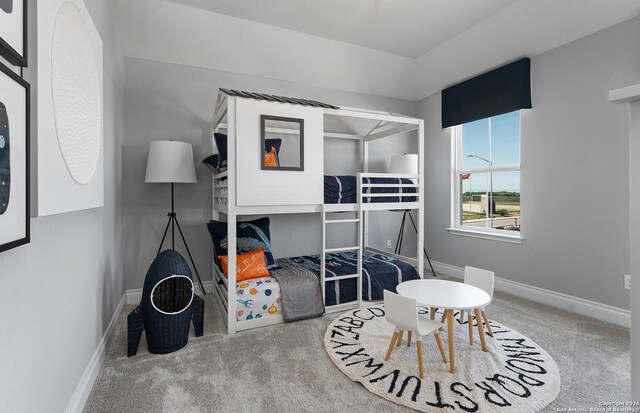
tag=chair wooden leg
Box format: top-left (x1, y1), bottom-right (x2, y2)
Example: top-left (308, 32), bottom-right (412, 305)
top-left (459, 310), bottom-right (465, 323)
top-left (417, 340), bottom-right (424, 379)
top-left (481, 310), bottom-right (493, 337)
top-left (434, 332), bottom-right (447, 363)
top-left (468, 313), bottom-right (474, 345)
top-left (397, 330), bottom-right (403, 347)
top-left (385, 331), bottom-right (399, 361)
top-left (407, 331), bottom-right (412, 347)
top-left (474, 308), bottom-right (488, 352)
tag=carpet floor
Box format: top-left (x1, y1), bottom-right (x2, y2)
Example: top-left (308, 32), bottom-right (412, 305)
top-left (84, 288), bottom-right (630, 413)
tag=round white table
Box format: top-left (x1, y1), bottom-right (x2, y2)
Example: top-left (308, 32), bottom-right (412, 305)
top-left (396, 279), bottom-right (491, 374)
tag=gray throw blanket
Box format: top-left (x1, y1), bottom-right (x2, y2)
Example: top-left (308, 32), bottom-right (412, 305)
top-left (270, 259), bottom-right (325, 322)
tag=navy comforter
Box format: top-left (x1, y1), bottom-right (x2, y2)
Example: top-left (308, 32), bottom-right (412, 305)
top-left (280, 251), bottom-right (420, 306)
top-left (324, 175), bottom-right (417, 204)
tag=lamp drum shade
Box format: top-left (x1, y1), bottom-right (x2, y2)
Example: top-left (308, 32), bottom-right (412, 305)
top-left (389, 154), bottom-right (418, 175)
top-left (145, 141), bottom-right (197, 183)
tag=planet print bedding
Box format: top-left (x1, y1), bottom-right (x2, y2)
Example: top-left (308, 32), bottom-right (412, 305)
top-left (235, 276), bottom-right (282, 321)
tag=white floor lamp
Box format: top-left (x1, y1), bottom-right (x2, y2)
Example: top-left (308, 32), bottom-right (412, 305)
top-left (145, 140), bottom-right (206, 295)
top-left (390, 154), bottom-right (437, 277)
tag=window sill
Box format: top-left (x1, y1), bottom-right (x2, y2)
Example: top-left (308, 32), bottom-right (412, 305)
top-left (446, 227), bottom-right (523, 244)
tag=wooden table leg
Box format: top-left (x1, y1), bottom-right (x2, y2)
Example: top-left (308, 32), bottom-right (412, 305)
top-left (397, 330), bottom-right (403, 347)
top-left (445, 309), bottom-right (455, 373)
top-left (407, 331), bottom-right (412, 347)
top-left (468, 313), bottom-right (474, 345)
top-left (417, 340), bottom-right (424, 379)
top-left (474, 308), bottom-right (488, 352)
top-left (430, 307), bottom-right (435, 320)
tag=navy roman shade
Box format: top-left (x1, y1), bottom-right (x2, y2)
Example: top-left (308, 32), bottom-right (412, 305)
top-left (441, 58), bottom-right (532, 128)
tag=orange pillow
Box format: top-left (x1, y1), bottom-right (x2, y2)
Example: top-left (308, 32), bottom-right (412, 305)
top-left (218, 247), bottom-right (270, 282)
top-left (264, 148), bottom-right (277, 167)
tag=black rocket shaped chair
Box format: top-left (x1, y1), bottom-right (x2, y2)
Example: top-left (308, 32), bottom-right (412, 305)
top-left (127, 249), bottom-right (205, 357)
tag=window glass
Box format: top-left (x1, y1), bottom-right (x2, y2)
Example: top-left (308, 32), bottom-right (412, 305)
top-left (454, 111), bottom-right (521, 234)
top-left (490, 171), bottom-right (520, 231)
top-left (460, 172), bottom-right (489, 228)
top-left (461, 118), bottom-right (489, 170)
top-left (490, 111), bottom-right (520, 166)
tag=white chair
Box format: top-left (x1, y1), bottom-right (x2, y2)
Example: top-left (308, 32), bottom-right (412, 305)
top-left (383, 290), bottom-right (448, 379)
top-left (458, 266), bottom-right (495, 344)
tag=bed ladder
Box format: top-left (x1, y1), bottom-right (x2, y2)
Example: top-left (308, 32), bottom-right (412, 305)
top-left (321, 204), bottom-right (363, 312)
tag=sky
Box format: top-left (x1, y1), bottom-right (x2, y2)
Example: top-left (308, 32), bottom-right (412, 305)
top-left (461, 111), bottom-right (520, 193)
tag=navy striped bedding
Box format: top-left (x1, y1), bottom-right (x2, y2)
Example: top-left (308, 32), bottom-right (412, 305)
top-left (324, 175), bottom-right (417, 204)
top-left (280, 251), bottom-right (420, 306)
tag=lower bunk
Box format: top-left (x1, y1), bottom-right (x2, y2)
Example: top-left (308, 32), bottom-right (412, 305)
top-left (222, 250), bottom-right (421, 330)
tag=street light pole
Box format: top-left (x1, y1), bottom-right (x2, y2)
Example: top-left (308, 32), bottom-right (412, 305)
top-left (467, 154), bottom-right (491, 164)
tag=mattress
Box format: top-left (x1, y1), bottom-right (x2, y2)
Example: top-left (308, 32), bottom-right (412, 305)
top-left (281, 251), bottom-right (420, 306)
top-left (234, 251), bottom-right (420, 320)
top-left (324, 175), bottom-right (417, 204)
top-left (235, 276), bottom-right (282, 321)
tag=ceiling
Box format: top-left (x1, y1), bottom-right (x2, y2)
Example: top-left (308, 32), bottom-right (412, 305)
top-left (166, 0), bottom-right (517, 58)
top-left (164, 0), bottom-right (640, 61)
top-left (148, 0), bottom-right (640, 100)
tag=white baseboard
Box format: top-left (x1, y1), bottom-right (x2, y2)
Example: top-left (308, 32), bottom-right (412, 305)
top-left (430, 260), bottom-right (631, 328)
top-left (66, 280), bottom-right (214, 413)
top-left (126, 280), bottom-right (214, 305)
top-left (65, 293), bottom-right (126, 413)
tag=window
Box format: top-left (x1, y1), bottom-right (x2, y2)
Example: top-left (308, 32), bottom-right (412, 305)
top-left (451, 111), bottom-right (521, 239)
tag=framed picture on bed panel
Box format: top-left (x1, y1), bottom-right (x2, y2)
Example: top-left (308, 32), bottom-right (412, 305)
top-left (0, 61), bottom-right (30, 252)
top-left (261, 115), bottom-right (304, 171)
top-left (0, 0), bottom-right (27, 66)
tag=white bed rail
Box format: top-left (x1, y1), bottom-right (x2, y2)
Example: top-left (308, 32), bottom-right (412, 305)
top-left (365, 246), bottom-right (418, 267)
top-left (357, 172), bottom-right (420, 211)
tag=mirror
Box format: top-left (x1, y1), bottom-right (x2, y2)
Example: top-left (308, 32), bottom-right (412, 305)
top-left (261, 115), bottom-right (304, 171)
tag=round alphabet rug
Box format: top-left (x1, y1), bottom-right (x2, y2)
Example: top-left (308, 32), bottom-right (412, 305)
top-left (324, 305), bottom-right (560, 412)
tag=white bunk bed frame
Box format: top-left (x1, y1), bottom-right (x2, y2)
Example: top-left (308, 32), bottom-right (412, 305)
top-left (210, 90), bottom-right (424, 334)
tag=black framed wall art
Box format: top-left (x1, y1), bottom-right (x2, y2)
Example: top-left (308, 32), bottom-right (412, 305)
top-left (0, 61), bottom-right (30, 252)
top-left (0, 0), bottom-right (27, 67)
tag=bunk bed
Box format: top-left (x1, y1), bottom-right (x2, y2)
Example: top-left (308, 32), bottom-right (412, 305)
top-left (209, 88), bottom-right (425, 334)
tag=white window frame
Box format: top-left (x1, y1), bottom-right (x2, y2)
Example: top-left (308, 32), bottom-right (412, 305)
top-left (447, 113), bottom-right (523, 244)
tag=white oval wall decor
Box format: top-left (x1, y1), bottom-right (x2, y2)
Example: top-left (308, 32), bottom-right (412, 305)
top-left (51, 1), bottom-right (101, 185)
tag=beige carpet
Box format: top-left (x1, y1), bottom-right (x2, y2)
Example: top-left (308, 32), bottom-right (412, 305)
top-left (84, 290), bottom-right (630, 413)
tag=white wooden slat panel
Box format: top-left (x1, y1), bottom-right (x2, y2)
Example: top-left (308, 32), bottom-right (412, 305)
top-left (235, 99), bottom-right (324, 206)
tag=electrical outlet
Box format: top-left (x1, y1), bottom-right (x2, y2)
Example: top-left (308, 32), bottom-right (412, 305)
top-left (624, 274), bottom-right (631, 290)
top-left (386, 240), bottom-right (392, 249)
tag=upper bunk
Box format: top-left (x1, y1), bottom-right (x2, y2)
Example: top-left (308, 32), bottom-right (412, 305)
top-left (210, 88), bottom-right (424, 216)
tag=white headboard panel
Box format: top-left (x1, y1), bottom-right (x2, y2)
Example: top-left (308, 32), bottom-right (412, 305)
top-left (235, 99), bottom-right (324, 206)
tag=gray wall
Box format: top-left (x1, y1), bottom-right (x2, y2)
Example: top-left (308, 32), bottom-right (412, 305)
top-left (0, 4), bottom-right (634, 410)
top-left (122, 57), bottom-right (418, 290)
top-left (420, 16), bottom-right (640, 310)
top-left (0, 1), bottom-right (124, 412)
